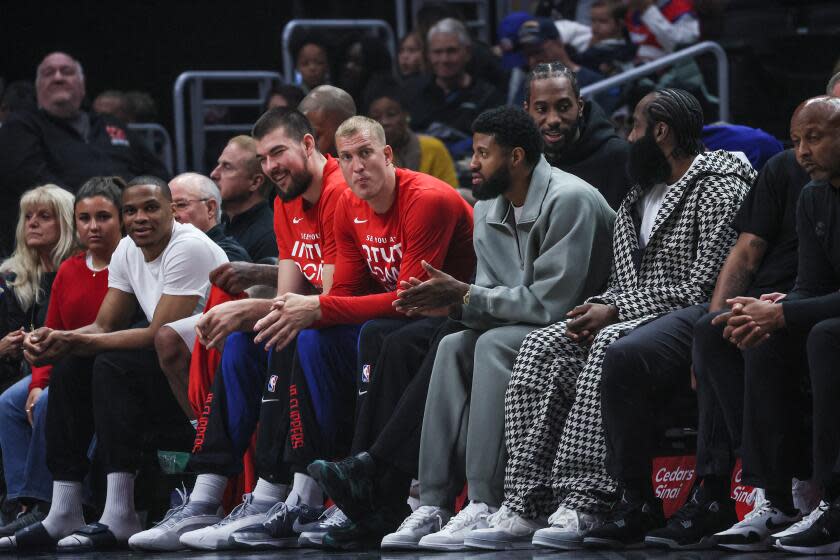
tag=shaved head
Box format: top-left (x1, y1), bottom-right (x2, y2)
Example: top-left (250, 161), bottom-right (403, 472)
top-left (298, 85), bottom-right (356, 155)
top-left (790, 96), bottom-right (840, 186)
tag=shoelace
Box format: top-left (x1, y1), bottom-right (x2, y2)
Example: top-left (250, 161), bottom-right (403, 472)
top-left (323, 507), bottom-right (349, 528)
top-left (215, 494), bottom-right (255, 527)
top-left (441, 506), bottom-right (484, 533)
top-left (263, 501), bottom-right (289, 523)
top-left (397, 507), bottom-right (441, 531)
top-left (154, 485), bottom-right (191, 528)
top-left (743, 493), bottom-right (775, 522)
top-left (486, 506), bottom-right (517, 528)
top-left (548, 507), bottom-right (577, 528)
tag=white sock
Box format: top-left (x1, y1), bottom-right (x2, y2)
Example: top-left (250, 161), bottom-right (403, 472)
top-left (252, 478), bottom-right (287, 503)
top-left (97, 472), bottom-right (141, 541)
top-left (285, 473), bottom-right (323, 507)
top-left (189, 473), bottom-right (228, 505)
top-left (41, 481), bottom-right (85, 538)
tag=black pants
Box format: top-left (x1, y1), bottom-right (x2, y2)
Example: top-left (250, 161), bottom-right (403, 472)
top-left (354, 319), bottom-right (465, 484)
top-left (807, 318), bottom-right (840, 486)
top-left (601, 305), bottom-right (705, 482)
top-left (47, 350), bottom-right (192, 481)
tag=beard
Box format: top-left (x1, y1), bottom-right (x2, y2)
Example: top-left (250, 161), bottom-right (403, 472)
top-left (541, 116), bottom-right (582, 167)
top-left (276, 168), bottom-right (312, 202)
top-left (472, 164), bottom-right (512, 200)
top-left (628, 128), bottom-right (671, 190)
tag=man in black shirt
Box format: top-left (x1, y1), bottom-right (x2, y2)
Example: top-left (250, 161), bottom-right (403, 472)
top-left (402, 18), bottom-right (505, 159)
top-left (210, 136), bottom-right (277, 262)
top-left (579, 107), bottom-right (810, 550)
top-left (523, 62), bottom-right (630, 210)
top-left (0, 52), bottom-right (168, 256)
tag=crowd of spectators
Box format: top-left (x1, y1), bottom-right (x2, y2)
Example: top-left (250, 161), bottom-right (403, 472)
top-left (1, 0), bottom-right (840, 556)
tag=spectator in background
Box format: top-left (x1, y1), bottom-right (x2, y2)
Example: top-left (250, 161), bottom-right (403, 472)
top-left (0, 177), bottom-right (123, 538)
top-left (516, 18), bottom-right (604, 106)
top-left (0, 185), bottom-right (76, 387)
top-left (367, 87), bottom-right (459, 189)
top-left (210, 136), bottom-right (277, 262)
top-left (827, 71), bottom-right (840, 97)
top-left (124, 91), bottom-right (157, 123)
top-left (702, 123), bottom-right (783, 170)
top-left (293, 34), bottom-right (331, 93)
top-left (403, 18), bottom-right (505, 160)
top-left (92, 91), bottom-right (131, 123)
top-left (398, 32), bottom-right (426, 80)
top-left (524, 63), bottom-right (630, 209)
top-left (0, 52), bottom-right (168, 256)
top-left (576, 0), bottom-right (637, 76)
top-left (337, 36), bottom-right (395, 112)
top-left (264, 84), bottom-right (305, 112)
top-left (298, 85), bottom-right (356, 156)
top-left (169, 173), bottom-right (250, 263)
top-left (626, 0), bottom-right (700, 62)
top-left (0, 81), bottom-right (36, 124)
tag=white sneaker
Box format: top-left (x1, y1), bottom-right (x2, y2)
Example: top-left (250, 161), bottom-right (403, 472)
top-left (418, 501), bottom-right (494, 551)
top-left (714, 493), bottom-right (801, 551)
top-left (297, 505), bottom-right (350, 547)
top-left (532, 505), bottom-right (600, 550)
top-left (463, 505), bottom-right (547, 550)
top-left (380, 506), bottom-right (451, 550)
top-left (179, 494), bottom-right (274, 550)
top-left (129, 488), bottom-right (222, 551)
top-left (771, 501), bottom-right (827, 542)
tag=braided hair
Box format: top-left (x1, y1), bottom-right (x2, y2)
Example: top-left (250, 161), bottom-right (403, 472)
top-left (646, 88), bottom-right (705, 158)
top-left (524, 62), bottom-right (581, 104)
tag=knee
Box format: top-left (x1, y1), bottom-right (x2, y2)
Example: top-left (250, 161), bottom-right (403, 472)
top-left (808, 319), bottom-right (840, 356)
top-left (693, 311), bottom-right (724, 347)
top-left (154, 326), bottom-right (189, 372)
top-left (294, 328), bottom-right (320, 358)
top-left (601, 339), bottom-right (641, 393)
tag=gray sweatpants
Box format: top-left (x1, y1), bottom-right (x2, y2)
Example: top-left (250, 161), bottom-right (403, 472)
top-left (418, 324), bottom-right (535, 508)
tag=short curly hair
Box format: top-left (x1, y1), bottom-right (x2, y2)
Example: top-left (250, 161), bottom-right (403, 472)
top-left (471, 106), bottom-right (544, 167)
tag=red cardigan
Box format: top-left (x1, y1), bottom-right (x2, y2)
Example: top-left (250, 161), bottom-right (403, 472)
top-left (29, 252), bottom-right (109, 391)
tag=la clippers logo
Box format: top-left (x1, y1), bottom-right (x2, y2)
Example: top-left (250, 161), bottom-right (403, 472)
top-left (267, 374), bottom-right (278, 393)
top-left (105, 125), bottom-right (130, 147)
top-left (289, 384), bottom-right (304, 449)
top-left (192, 392), bottom-right (214, 454)
top-left (362, 364), bottom-right (371, 383)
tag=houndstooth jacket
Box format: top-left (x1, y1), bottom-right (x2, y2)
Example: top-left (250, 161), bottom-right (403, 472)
top-left (588, 150), bottom-right (756, 329)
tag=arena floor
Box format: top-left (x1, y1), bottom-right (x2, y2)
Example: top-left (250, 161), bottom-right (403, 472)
top-left (5, 549), bottom-right (791, 559)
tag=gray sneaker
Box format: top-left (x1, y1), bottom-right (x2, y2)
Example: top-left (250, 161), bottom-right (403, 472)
top-left (229, 501), bottom-right (325, 549)
top-left (129, 488), bottom-right (222, 551)
top-left (179, 493), bottom-right (275, 550)
top-left (298, 505), bottom-right (350, 547)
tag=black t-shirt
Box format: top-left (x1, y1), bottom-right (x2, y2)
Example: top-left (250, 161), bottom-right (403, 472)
top-left (733, 149), bottom-right (810, 296)
top-left (205, 224), bottom-right (251, 263)
top-left (223, 201), bottom-right (278, 262)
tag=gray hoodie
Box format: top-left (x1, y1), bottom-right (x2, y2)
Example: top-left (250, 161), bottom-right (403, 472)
top-left (460, 156), bottom-right (616, 330)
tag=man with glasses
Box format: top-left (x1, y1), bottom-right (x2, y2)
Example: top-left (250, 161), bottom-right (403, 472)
top-left (0, 52), bottom-right (169, 256)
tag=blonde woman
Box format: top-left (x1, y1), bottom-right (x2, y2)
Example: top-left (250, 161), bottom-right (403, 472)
top-left (0, 185), bottom-right (76, 382)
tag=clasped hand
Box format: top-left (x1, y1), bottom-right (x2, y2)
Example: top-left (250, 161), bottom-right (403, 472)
top-left (710, 293), bottom-right (786, 349)
top-left (393, 260), bottom-right (467, 317)
top-left (565, 303), bottom-right (619, 345)
top-left (253, 293), bottom-right (320, 351)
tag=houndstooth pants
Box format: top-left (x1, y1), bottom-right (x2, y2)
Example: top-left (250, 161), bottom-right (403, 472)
top-left (503, 319), bottom-right (631, 518)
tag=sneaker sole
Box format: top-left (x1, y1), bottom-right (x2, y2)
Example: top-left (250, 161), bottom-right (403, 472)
top-left (716, 541), bottom-right (770, 552)
top-left (532, 534), bottom-right (585, 550)
top-left (380, 538), bottom-right (421, 550)
top-left (306, 463), bottom-right (373, 522)
top-left (583, 537), bottom-right (644, 550)
top-left (298, 532), bottom-right (325, 547)
top-left (230, 535), bottom-right (300, 550)
top-left (645, 535), bottom-right (718, 550)
top-left (419, 541), bottom-right (468, 551)
top-left (463, 537), bottom-right (534, 550)
top-left (778, 542), bottom-right (840, 555)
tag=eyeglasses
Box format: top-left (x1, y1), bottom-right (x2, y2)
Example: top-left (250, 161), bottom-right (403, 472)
top-left (172, 198), bottom-right (208, 210)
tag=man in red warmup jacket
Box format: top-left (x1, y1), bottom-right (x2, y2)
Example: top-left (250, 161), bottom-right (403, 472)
top-left (250, 115), bottom-right (475, 530)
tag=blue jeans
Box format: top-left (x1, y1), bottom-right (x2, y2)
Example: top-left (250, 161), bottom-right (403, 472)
top-left (0, 375), bottom-right (52, 502)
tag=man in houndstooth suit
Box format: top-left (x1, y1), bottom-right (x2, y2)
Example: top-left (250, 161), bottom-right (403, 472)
top-left (462, 89), bottom-right (755, 551)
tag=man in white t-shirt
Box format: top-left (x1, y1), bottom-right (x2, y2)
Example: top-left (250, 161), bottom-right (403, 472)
top-left (4, 176), bottom-right (228, 554)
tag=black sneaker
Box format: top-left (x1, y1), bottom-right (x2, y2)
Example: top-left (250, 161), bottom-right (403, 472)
top-left (0, 505), bottom-right (46, 538)
top-left (307, 453), bottom-right (376, 522)
top-left (583, 490), bottom-right (664, 550)
top-left (323, 502), bottom-right (411, 550)
top-left (777, 499), bottom-right (840, 555)
top-left (229, 502), bottom-right (325, 550)
top-left (645, 486), bottom-right (737, 550)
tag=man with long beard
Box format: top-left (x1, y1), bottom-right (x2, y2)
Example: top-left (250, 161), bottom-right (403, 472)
top-left (463, 89), bottom-right (754, 551)
top-left (309, 105), bottom-right (615, 550)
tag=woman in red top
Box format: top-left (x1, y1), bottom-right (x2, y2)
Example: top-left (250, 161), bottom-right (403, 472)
top-left (0, 177), bottom-right (124, 534)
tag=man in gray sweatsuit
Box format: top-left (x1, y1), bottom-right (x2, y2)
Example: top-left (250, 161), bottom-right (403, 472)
top-left (377, 106), bottom-right (616, 550)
